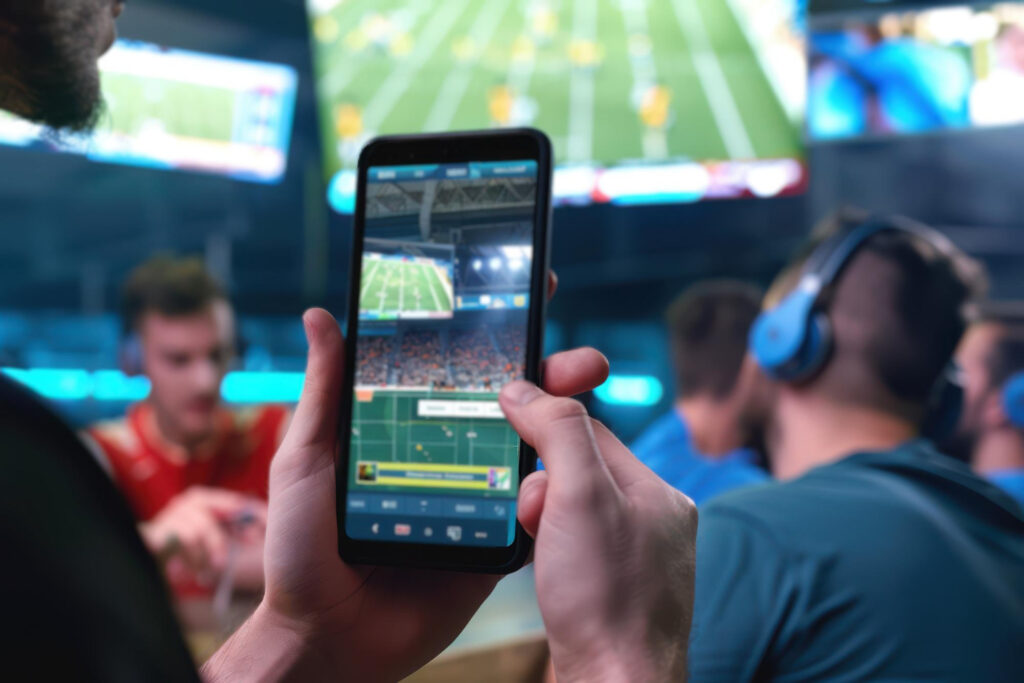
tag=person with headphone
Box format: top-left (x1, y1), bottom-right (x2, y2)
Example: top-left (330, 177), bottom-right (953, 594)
top-left (86, 256), bottom-right (290, 603)
top-left (950, 307), bottom-right (1024, 507)
top-left (688, 211), bottom-right (1024, 682)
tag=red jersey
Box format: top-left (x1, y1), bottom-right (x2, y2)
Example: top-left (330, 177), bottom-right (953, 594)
top-left (88, 402), bottom-right (289, 521)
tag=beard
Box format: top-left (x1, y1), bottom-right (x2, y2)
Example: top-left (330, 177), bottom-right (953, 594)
top-left (1, 1), bottom-right (109, 131)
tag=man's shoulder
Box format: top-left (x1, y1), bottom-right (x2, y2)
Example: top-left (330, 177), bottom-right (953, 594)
top-left (631, 411), bottom-right (686, 450)
top-left (698, 468), bottom-right (861, 542)
top-left (87, 414), bottom-right (140, 457)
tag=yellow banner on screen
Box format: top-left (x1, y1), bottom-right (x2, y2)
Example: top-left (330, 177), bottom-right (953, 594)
top-left (356, 461), bottom-right (512, 491)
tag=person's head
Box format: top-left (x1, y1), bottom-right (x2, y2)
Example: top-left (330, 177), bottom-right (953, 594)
top-left (666, 280), bottom-right (772, 451)
top-left (765, 210), bottom-right (986, 436)
top-left (0, 1), bottom-right (124, 131)
top-left (122, 256), bottom-right (235, 446)
top-left (947, 310), bottom-right (1024, 463)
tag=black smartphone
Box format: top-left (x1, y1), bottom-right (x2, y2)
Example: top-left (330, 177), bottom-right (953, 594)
top-left (336, 129), bottom-right (553, 573)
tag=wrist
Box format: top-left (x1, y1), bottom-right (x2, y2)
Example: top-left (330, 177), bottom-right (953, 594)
top-left (550, 636), bottom-right (687, 683)
top-left (202, 602), bottom-right (332, 683)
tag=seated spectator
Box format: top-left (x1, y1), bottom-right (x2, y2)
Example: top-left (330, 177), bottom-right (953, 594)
top-left (630, 280), bottom-right (771, 504)
top-left (86, 257), bottom-right (288, 600)
top-left (950, 308), bottom-right (1024, 506)
top-left (689, 214), bottom-right (1024, 681)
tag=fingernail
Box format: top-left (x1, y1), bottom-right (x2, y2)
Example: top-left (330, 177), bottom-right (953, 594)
top-left (502, 381), bottom-right (542, 405)
top-left (302, 309), bottom-right (317, 343)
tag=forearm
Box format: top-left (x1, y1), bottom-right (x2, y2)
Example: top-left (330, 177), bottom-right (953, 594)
top-left (201, 603), bottom-right (333, 683)
top-left (550, 632), bottom-right (688, 683)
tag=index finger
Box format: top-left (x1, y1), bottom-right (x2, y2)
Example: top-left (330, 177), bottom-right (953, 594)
top-left (499, 381), bottom-right (618, 500)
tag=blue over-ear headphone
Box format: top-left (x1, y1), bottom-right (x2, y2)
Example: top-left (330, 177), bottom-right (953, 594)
top-left (750, 216), bottom-right (964, 441)
top-left (1003, 372), bottom-right (1024, 428)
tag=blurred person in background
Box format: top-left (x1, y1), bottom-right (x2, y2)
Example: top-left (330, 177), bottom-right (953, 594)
top-left (1, 3), bottom-right (700, 679)
top-left (86, 257), bottom-right (289, 599)
top-left (949, 307), bottom-right (1024, 507)
top-left (689, 212), bottom-right (1024, 681)
top-left (630, 280), bottom-right (771, 504)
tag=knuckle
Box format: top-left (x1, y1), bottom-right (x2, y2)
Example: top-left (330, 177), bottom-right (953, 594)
top-left (544, 397), bottom-right (588, 423)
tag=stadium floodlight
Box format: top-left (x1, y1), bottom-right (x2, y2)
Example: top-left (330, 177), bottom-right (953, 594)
top-left (508, 259), bottom-right (524, 271)
top-left (472, 259), bottom-right (483, 271)
top-left (489, 257), bottom-right (503, 271)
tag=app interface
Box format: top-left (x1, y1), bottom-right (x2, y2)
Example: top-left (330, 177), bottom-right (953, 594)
top-left (347, 159), bottom-right (538, 547)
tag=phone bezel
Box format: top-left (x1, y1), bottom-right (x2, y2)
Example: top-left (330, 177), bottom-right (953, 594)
top-left (336, 129), bottom-right (552, 573)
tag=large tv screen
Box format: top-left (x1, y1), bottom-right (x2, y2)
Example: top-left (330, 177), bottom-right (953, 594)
top-left (808, 2), bottom-right (1024, 140)
top-left (0, 40), bottom-right (298, 183)
top-left (307, 0), bottom-right (807, 211)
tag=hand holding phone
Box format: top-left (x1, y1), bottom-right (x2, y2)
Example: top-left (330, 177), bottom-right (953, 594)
top-left (204, 310), bottom-right (620, 682)
top-left (337, 129), bottom-right (554, 572)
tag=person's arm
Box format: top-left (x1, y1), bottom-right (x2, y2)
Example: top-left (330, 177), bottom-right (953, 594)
top-left (687, 506), bottom-right (796, 682)
top-left (203, 308), bottom-right (698, 682)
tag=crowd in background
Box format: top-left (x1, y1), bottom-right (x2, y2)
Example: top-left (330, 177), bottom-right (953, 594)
top-left (356, 325), bottom-right (525, 391)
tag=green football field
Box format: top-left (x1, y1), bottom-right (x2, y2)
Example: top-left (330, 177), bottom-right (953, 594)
top-left (349, 390), bottom-right (520, 493)
top-left (359, 257), bottom-right (453, 318)
top-left (310, 0), bottom-right (801, 177)
top-left (99, 72), bottom-right (237, 141)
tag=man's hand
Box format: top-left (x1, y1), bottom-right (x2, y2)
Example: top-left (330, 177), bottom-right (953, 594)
top-left (204, 307), bottom-right (611, 682)
top-left (140, 486), bottom-right (266, 581)
top-left (500, 382), bottom-right (698, 682)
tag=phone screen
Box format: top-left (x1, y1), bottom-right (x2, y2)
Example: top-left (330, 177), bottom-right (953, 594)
top-left (344, 159), bottom-right (539, 549)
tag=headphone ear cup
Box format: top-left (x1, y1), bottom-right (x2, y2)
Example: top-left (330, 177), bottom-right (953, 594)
top-left (793, 312), bottom-right (833, 382)
top-left (1002, 372), bottom-right (1024, 429)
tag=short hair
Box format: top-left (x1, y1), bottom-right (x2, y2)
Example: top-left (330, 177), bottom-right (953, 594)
top-left (121, 256), bottom-right (226, 337)
top-left (775, 210), bottom-right (988, 419)
top-left (667, 280), bottom-right (763, 400)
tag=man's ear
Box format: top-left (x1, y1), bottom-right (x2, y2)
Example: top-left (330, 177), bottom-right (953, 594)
top-left (981, 390), bottom-right (1010, 430)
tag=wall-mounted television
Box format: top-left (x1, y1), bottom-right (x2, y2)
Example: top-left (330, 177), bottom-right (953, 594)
top-left (0, 40), bottom-right (299, 183)
top-left (307, 0), bottom-right (807, 211)
top-left (808, 2), bottom-right (1024, 140)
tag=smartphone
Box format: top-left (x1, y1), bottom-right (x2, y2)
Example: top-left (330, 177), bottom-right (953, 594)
top-left (336, 129), bottom-right (553, 573)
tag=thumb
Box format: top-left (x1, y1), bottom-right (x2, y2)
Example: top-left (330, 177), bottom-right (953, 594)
top-left (279, 308), bottom-right (344, 455)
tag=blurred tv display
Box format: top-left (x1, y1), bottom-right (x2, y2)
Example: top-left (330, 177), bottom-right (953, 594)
top-left (307, 0), bottom-right (807, 211)
top-left (808, 3), bottom-right (1024, 140)
top-left (0, 40), bottom-right (298, 183)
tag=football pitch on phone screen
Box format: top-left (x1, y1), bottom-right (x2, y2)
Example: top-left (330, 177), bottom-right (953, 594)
top-left (351, 389), bottom-right (518, 469)
top-left (359, 257), bottom-right (453, 319)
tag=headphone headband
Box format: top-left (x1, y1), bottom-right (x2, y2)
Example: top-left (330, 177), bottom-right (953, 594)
top-left (804, 216), bottom-right (956, 291)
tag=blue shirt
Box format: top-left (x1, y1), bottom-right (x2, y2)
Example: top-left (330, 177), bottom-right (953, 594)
top-left (988, 468), bottom-right (1024, 509)
top-left (629, 410), bottom-right (768, 505)
top-left (690, 441), bottom-right (1024, 682)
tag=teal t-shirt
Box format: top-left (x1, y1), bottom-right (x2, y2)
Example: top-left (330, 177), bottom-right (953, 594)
top-left (690, 441), bottom-right (1024, 682)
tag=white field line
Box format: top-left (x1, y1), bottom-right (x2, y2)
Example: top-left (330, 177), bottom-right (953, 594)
top-left (377, 262), bottom-right (395, 314)
top-left (421, 263), bottom-right (443, 311)
top-left (669, 0), bottom-right (755, 159)
top-left (423, 0), bottom-right (513, 132)
top-left (506, 4), bottom-right (537, 96)
top-left (362, 0), bottom-right (470, 128)
top-left (360, 258), bottom-right (381, 307)
top-left (618, 0), bottom-right (666, 159)
top-left (567, 0), bottom-right (597, 162)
